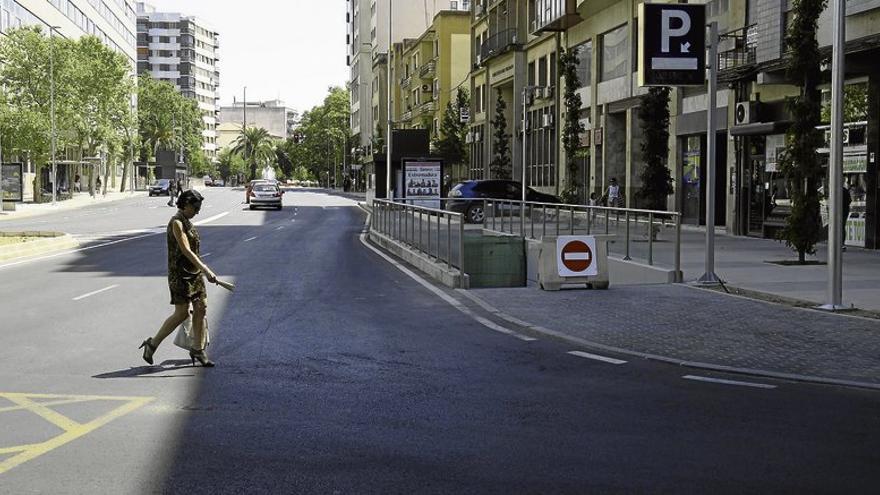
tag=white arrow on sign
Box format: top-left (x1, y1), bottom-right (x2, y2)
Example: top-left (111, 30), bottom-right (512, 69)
top-left (681, 41), bottom-right (691, 53)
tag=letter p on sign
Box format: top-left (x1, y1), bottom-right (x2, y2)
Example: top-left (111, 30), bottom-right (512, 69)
top-left (661, 10), bottom-right (691, 53)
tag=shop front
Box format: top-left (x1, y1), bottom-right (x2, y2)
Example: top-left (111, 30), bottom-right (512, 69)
top-left (678, 132), bottom-right (727, 226)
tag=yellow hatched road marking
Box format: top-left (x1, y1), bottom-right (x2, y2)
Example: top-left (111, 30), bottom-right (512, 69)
top-left (0, 392), bottom-right (154, 475)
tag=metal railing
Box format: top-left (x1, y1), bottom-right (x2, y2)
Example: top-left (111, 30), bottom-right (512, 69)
top-left (479, 28), bottom-right (518, 62)
top-left (371, 199), bottom-right (467, 286)
top-left (448, 198), bottom-right (682, 277)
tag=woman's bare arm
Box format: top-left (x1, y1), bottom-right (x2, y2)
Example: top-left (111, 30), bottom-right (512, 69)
top-left (172, 220), bottom-right (217, 283)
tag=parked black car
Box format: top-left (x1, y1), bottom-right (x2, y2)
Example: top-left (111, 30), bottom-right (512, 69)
top-left (447, 180), bottom-right (560, 223)
top-left (149, 179), bottom-right (171, 196)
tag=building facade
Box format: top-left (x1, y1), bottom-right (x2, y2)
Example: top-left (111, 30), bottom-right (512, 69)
top-left (1, 0), bottom-right (138, 198)
top-left (219, 99), bottom-right (297, 141)
top-left (136, 2), bottom-right (220, 163)
top-left (348, 0), bottom-right (470, 171)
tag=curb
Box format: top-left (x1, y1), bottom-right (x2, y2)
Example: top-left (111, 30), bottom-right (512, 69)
top-left (0, 233), bottom-right (80, 263)
top-left (455, 288), bottom-right (880, 392)
top-left (0, 191), bottom-right (147, 222)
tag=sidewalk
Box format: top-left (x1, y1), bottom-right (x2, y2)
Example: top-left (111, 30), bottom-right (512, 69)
top-left (677, 227), bottom-right (880, 312)
top-left (465, 283), bottom-right (880, 388)
top-left (0, 190), bottom-right (146, 222)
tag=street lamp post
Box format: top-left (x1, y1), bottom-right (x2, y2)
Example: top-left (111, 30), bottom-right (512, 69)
top-left (386, 0), bottom-right (393, 199)
top-left (49, 25), bottom-right (61, 206)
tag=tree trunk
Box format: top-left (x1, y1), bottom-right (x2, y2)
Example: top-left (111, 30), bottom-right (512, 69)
top-left (120, 158), bottom-right (128, 193)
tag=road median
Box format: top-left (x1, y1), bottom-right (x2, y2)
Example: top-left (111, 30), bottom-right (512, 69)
top-left (0, 231), bottom-right (79, 263)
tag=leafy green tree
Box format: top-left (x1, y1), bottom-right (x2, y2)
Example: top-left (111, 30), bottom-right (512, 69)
top-left (489, 93), bottom-right (512, 180)
top-left (0, 27), bottom-right (73, 201)
top-left (778, 0), bottom-right (827, 263)
top-left (217, 147), bottom-right (246, 183)
top-left (433, 89), bottom-right (470, 182)
top-left (137, 75), bottom-right (207, 179)
top-left (559, 49), bottom-right (585, 203)
top-left (637, 87), bottom-right (673, 210)
top-left (232, 127), bottom-right (276, 180)
top-left (287, 87), bottom-right (351, 181)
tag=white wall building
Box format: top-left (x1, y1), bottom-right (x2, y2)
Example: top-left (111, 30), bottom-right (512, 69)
top-left (136, 2), bottom-right (220, 163)
top-left (219, 99), bottom-right (297, 141)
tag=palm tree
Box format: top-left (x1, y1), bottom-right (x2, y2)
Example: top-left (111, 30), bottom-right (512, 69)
top-left (141, 113), bottom-right (175, 161)
top-left (232, 126), bottom-right (275, 180)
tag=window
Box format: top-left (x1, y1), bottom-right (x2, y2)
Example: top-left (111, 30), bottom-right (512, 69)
top-left (538, 56), bottom-right (547, 86)
top-left (600, 25), bottom-right (627, 81)
top-left (528, 61), bottom-right (536, 86)
top-left (574, 40), bottom-right (592, 87)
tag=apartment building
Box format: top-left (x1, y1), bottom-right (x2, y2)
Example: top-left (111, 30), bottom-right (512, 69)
top-left (1, 0), bottom-right (138, 198)
top-left (136, 2), bottom-right (220, 163)
top-left (348, 0), bottom-right (470, 169)
top-left (219, 99), bottom-right (297, 141)
top-left (394, 11), bottom-right (471, 140)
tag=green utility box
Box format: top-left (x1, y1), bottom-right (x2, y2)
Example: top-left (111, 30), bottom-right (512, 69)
top-left (463, 232), bottom-right (526, 288)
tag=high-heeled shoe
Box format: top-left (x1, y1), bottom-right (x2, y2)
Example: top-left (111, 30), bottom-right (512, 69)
top-left (189, 348), bottom-right (215, 367)
top-left (139, 338), bottom-right (157, 365)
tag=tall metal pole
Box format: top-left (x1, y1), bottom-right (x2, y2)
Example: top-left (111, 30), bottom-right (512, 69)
top-left (698, 21), bottom-right (721, 285)
top-left (50, 27), bottom-right (58, 206)
top-left (521, 87), bottom-right (528, 234)
top-left (822, 0), bottom-right (846, 310)
top-left (386, 0), bottom-right (393, 199)
top-left (243, 86), bottom-right (247, 183)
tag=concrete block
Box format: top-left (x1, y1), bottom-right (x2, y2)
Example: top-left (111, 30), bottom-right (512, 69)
top-left (533, 235), bottom-right (613, 291)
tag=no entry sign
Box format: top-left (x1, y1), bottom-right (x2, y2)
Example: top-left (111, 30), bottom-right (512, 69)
top-left (557, 236), bottom-right (599, 277)
top-left (638, 3), bottom-right (706, 86)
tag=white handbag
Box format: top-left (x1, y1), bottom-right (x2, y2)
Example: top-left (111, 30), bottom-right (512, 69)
top-left (173, 315), bottom-right (210, 350)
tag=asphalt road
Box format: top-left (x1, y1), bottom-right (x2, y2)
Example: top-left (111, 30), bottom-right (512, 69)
top-left (1, 188), bottom-right (878, 494)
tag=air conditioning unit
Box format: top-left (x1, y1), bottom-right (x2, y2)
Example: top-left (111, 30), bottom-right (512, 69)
top-left (533, 87), bottom-right (545, 99)
top-left (474, 130), bottom-right (482, 142)
top-left (476, 4), bottom-right (485, 16)
top-left (476, 54), bottom-right (482, 66)
top-left (542, 114), bottom-right (554, 128)
top-left (735, 101), bottom-right (759, 126)
top-left (421, 84), bottom-right (431, 92)
top-left (465, 132), bottom-right (473, 144)
top-left (544, 86), bottom-right (554, 99)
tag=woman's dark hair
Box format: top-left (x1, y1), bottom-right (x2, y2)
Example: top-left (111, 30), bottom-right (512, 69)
top-left (176, 189), bottom-right (204, 209)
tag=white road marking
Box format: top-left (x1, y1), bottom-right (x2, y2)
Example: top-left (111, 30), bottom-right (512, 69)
top-left (0, 209), bottom-right (234, 271)
top-left (358, 214), bottom-right (535, 343)
top-left (73, 284), bottom-right (119, 301)
top-left (194, 211), bottom-right (229, 226)
top-left (275, 226), bottom-right (285, 231)
top-left (683, 375), bottom-right (777, 389)
top-left (567, 350), bottom-right (627, 365)
top-left (201, 252), bottom-right (213, 258)
top-left (243, 236), bottom-right (257, 242)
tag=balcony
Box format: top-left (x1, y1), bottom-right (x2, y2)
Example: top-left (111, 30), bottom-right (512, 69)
top-left (531, 0), bottom-right (582, 34)
top-left (401, 75), bottom-right (412, 88)
top-left (419, 59), bottom-right (436, 79)
top-left (479, 28), bottom-right (519, 63)
top-left (421, 101), bottom-right (436, 114)
top-left (401, 109), bottom-right (413, 122)
top-left (718, 24), bottom-right (758, 83)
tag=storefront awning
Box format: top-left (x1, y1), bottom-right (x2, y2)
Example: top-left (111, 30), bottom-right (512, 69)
top-left (730, 121), bottom-right (792, 136)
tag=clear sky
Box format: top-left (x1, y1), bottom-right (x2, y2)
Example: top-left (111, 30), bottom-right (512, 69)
top-left (145, 0), bottom-right (349, 114)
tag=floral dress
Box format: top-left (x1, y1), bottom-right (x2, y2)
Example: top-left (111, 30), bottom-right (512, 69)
top-left (167, 211), bottom-right (207, 305)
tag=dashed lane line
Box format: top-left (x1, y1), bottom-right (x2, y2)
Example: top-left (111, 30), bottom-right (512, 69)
top-left (683, 375), bottom-right (777, 390)
top-left (567, 350), bottom-right (627, 365)
top-left (243, 236), bottom-right (258, 243)
top-left (72, 284), bottom-right (120, 301)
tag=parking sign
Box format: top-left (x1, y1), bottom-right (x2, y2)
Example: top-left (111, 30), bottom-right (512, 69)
top-left (638, 3), bottom-right (706, 86)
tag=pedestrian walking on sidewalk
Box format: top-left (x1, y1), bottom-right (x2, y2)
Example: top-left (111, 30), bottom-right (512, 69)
top-left (140, 189), bottom-right (218, 367)
top-left (167, 179), bottom-right (177, 207)
top-left (602, 177), bottom-right (623, 208)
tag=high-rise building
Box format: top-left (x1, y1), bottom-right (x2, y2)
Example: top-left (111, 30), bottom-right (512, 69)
top-left (1, 0), bottom-right (138, 198)
top-left (0, 0), bottom-right (137, 70)
top-left (347, 0), bottom-right (470, 169)
top-left (136, 2), bottom-right (220, 163)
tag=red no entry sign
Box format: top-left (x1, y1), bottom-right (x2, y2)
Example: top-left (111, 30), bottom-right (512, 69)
top-left (557, 236), bottom-right (599, 277)
top-left (561, 240), bottom-right (593, 272)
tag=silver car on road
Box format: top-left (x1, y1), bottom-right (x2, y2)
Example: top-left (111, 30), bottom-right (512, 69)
top-left (248, 182), bottom-right (283, 210)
